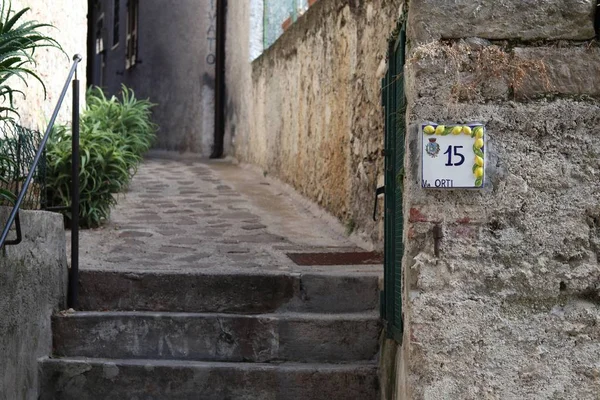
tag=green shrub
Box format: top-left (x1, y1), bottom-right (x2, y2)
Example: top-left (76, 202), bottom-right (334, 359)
top-left (0, 153), bottom-right (16, 205)
top-left (85, 86), bottom-right (157, 157)
top-left (47, 86), bottom-right (157, 228)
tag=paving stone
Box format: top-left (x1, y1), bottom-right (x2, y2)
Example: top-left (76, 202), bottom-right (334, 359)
top-left (242, 224), bottom-right (267, 231)
top-left (229, 234), bottom-right (287, 244)
top-left (118, 231), bottom-right (154, 238)
top-left (130, 214), bottom-right (162, 221)
top-left (206, 223), bottom-right (231, 228)
top-left (220, 212), bottom-right (259, 220)
top-left (157, 229), bottom-right (186, 236)
top-left (164, 209), bottom-right (195, 214)
top-left (123, 239), bottom-right (146, 246)
top-left (220, 199), bottom-right (246, 204)
top-left (156, 204), bottom-right (178, 209)
top-left (180, 192), bottom-right (203, 196)
top-left (176, 219), bottom-right (201, 226)
top-left (106, 256), bottom-right (133, 263)
top-left (176, 253), bottom-right (211, 262)
top-left (140, 253), bottom-right (170, 261)
top-left (198, 230), bottom-right (224, 238)
top-left (159, 245), bottom-right (195, 254)
top-left (217, 245), bottom-right (250, 254)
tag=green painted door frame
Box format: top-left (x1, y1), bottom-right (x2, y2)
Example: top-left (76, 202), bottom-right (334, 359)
top-left (380, 22), bottom-right (406, 342)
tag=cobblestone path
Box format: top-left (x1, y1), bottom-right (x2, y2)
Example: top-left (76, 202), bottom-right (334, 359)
top-left (76, 152), bottom-right (373, 273)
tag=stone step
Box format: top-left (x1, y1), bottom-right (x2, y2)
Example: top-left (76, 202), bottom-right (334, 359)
top-left (52, 311), bottom-right (380, 363)
top-left (78, 269), bottom-right (380, 314)
top-left (39, 357), bottom-right (379, 400)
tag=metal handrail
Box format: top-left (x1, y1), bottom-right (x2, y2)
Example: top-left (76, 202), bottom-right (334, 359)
top-left (0, 54), bottom-right (82, 308)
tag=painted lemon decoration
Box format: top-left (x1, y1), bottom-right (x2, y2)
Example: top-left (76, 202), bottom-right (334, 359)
top-left (474, 138), bottom-right (484, 149)
top-left (474, 167), bottom-right (484, 178)
top-left (424, 125), bottom-right (435, 135)
top-left (435, 125), bottom-right (445, 135)
top-left (451, 126), bottom-right (462, 135)
top-left (462, 126), bottom-right (472, 136)
top-left (475, 156), bottom-right (484, 167)
top-left (474, 126), bottom-right (484, 139)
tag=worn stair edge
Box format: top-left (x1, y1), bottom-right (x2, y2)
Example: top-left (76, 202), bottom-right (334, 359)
top-left (39, 357), bottom-right (380, 400)
top-left (78, 269), bottom-right (380, 314)
top-left (52, 311), bottom-right (381, 363)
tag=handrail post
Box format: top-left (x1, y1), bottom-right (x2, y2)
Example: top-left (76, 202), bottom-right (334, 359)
top-left (68, 58), bottom-right (81, 309)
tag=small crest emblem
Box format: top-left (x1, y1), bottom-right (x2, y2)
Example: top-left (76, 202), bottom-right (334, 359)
top-left (425, 138), bottom-right (440, 158)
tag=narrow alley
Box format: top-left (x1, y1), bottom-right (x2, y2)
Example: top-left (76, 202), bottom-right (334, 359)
top-left (3, 0), bottom-right (599, 398)
top-left (39, 153), bottom-right (382, 399)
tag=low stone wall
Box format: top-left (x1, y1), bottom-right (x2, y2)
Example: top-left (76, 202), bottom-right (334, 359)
top-left (0, 209), bottom-right (68, 399)
top-left (399, 0), bottom-right (600, 398)
top-left (227, 0), bottom-right (404, 246)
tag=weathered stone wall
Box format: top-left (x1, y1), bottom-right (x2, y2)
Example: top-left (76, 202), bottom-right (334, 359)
top-left (226, 0), bottom-right (403, 246)
top-left (0, 209), bottom-right (68, 399)
top-left (10, 0), bottom-right (87, 131)
top-left (399, 1), bottom-right (600, 399)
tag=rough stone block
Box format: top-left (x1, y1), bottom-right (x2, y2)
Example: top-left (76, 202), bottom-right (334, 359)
top-left (514, 47), bottom-right (600, 99)
top-left (407, 43), bottom-right (600, 103)
top-left (39, 358), bottom-right (380, 400)
top-left (78, 269), bottom-right (380, 314)
top-left (51, 311), bottom-right (381, 363)
top-left (408, 0), bottom-right (597, 44)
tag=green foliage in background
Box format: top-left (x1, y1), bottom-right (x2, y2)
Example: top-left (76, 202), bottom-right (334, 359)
top-left (47, 85), bottom-right (157, 228)
top-left (0, 0), bottom-right (62, 210)
top-left (0, 0), bottom-right (63, 120)
top-left (85, 86), bottom-right (157, 156)
top-left (0, 154), bottom-right (16, 204)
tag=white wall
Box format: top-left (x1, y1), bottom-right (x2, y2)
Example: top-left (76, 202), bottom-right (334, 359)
top-left (9, 0), bottom-right (87, 131)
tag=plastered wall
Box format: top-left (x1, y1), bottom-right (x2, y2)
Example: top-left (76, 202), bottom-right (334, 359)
top-left (0, 210), bottom-right (68, 399)
top-left (10, 0), bottom-right (88, 131)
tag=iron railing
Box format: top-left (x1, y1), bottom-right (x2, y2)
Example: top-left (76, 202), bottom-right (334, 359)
top-left (0, 54), bottom-right (82, 309)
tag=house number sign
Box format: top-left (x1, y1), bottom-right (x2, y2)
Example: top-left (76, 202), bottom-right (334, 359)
top-left (421, 123), bottom-right (486, 189)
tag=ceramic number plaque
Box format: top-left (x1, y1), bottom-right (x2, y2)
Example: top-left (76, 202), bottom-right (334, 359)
top-left (421, 123), bottom-right (485, 189)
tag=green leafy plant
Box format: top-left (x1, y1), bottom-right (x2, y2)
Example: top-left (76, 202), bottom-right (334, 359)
top-left (0, 153), bottom-right (16, 204)
top-left (0, 0), bottom-right (63, 120)
top-left (85, 86), bottom-right (157, 157)
top-left (46, 86), bottom-right (157, 228)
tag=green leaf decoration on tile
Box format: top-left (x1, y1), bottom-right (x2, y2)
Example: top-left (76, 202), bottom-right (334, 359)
top-left (473, 146), bottom-right (484, 159)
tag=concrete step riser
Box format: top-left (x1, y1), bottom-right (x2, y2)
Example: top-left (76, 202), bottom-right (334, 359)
top-left (53, 312), bottom-right (380, 363)
top-left (39, 358), bottom-right (379, 400)
top-left (78, 270), bottom-right (380, 314)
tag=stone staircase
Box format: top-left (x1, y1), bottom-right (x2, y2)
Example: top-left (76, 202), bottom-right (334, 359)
top-left (39, 268), bottom-right (381, 399)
